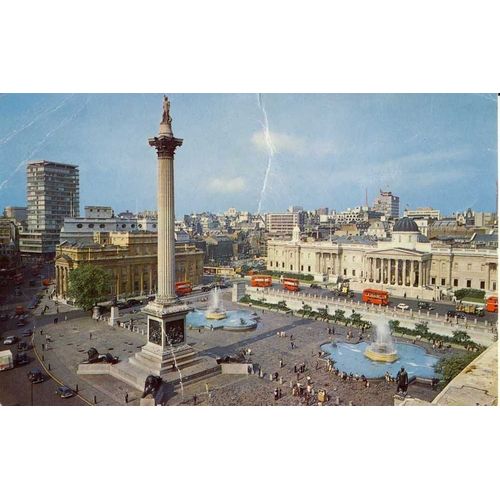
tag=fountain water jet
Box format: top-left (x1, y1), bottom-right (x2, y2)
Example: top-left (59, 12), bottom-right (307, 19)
top-left (364, 318), bottom-right (399, 363)
top-left (205, 287), bottom-right (227, 320)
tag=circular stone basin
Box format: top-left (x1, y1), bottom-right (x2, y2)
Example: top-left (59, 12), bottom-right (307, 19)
top-left (321, 341), bottom-right (440, 379)
top-left (364, 345), bottom-right (399, 363)
top-left (205, 311), bottom-right (227, 320)
top-left (187, 309), bottom-right (257, 331)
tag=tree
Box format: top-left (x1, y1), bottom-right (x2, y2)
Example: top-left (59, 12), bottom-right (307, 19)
top-left (277, 300), bottom-right (288, 310)
top-left (334, 309), bottom-right (345, 323)
top-left (67, 265), bottom-right (112, 311)
top-left (302, 304), bottom-right (312, 317)
top-left (434, 351), bottom-right (482, 386)
top-left (388, 320), bottom-right (400, 333)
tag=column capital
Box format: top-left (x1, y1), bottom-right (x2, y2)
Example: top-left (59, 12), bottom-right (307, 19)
top-left (148, 135), bottom-right (183, 158)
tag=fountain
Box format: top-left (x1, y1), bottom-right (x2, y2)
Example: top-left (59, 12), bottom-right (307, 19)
top-left (205, 287), bottom-right (227, 320)
top-left (364, 318), bottom-right (399, 363)
top-left (186, 286), bottom-right (257, 331)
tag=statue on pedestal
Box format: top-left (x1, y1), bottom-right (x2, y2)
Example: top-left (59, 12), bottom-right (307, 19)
top-left (396, 366), bottom-right (409, 394)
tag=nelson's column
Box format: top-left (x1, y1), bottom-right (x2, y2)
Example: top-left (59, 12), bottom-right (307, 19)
top-left (125, 96), bottom-right (216, 382)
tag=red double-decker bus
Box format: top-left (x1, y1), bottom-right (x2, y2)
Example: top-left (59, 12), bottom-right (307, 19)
top-left (282, 277), bottom-right (299, 292)
top-left (362, 288), bottom-right (389, 306)
top-left (250, 275), bottom-right (273, 287)
top-left (175, 281), bottom-right (192, 296)
top-left (486, 296), bottom-right (498, 313)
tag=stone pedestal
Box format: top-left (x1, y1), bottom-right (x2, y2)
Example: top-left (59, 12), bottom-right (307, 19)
top-left (108, 306), bottom-right (119, 326)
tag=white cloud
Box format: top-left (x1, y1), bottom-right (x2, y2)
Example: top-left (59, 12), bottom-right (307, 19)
top-left (207, 176), bottom-right (246, 193)
top-left (251, 130), bottom-right (335, 158)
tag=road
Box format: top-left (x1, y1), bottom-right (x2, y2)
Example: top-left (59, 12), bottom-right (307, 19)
top-left (267, 283), bottom-right (497, 324)
top-left (0, 264), bottom-right (86, 406)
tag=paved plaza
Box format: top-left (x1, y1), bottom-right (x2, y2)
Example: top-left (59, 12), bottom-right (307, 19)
top-left (22, 288), bottom-right (464, 406)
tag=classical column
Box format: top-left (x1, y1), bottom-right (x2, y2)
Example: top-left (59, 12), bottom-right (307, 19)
top-left (149, 266), bottom-right (153, 294)
top-left (148, 108), bottom-right (182, 303)
top-left (418, 261), bottom-right (422, 287)
top-left (140, 267), bottom-right (144, 295)
top-left (403, 259), bottom-right (407, 287)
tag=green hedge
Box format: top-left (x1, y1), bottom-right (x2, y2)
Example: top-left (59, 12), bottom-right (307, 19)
top-left (265, 270), bottom-right (314, 282)
top-left (454, 288), bottom-right (485, 301)
top-left (388, 320), bottom-right (482, 350)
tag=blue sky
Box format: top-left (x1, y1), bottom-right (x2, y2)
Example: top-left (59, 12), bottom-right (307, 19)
top-left (0, 93), bottom-right (497, 217)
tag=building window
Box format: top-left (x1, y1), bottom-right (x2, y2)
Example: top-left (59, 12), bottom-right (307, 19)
top-left (308, 266), bottom-right (311, 272)
top-left (282, 262), bottom-right (285, 268)
top-left (480, 281), bottom-right (485, 289)
top-left (441, 278), bottom-right (445, 286)
top-left (352, 270), bottom-right (356, 276)
top-left (290, 265), bottom-right (293, 271)
top-left (431, 277), bottom-right (436, 284)
top-left (466, 279), bottom-right (471, 288)
top-left (301, 265), bottom-right (304, 271)
top-left (122, 224), bottom-right (126, 228)
top-left (453, 279), bottom-right (458, 287)
top-left (493, 281), bottom-right (497, 291)
top-left (88, 223), bottom-right (94, 228)
top-left (467, 264), bottom-right (472, 271)
top-left (76, 223), bottom-right (82, 228)
top-left (343, 268), bottom-right (347, 275)
top-left (131, 224), bottom-right (135, 228)
top-left (99, 224), bottom-right (105, 228)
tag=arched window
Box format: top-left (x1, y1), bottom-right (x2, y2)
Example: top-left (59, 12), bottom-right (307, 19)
top-left (76, 223), bottom-right (82, 228)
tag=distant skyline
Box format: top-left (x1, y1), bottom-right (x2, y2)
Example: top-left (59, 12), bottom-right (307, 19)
top-left (0, 93), bottom-right (497, 216)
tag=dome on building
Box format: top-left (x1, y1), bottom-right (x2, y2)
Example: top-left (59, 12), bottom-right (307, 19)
top-left (393, 217), bottom-right (419, 232)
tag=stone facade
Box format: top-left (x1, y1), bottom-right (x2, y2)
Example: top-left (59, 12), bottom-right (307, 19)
top-left (267, 221), bottom-right (498, 298)
top-left (54, 231), bottom-right (204, 299)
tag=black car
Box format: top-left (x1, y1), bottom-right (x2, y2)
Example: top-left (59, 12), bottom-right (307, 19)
top-left (418, 301), bottom-right (433, 310)
top-left (310, 284), bottom-right (322, 289)
top-left (126, 299), bottom-right (141, 307)
top-left (14, 353), bottom-right (30, 366)
top-left (17, 341), bottom-right (29, 351)
top-left (55, 386), bottom-right (74, 398)
top-left (27, 368), bottom-right (44, 384)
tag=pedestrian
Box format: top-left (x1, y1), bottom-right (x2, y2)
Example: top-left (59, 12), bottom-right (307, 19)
top-left (290, 341), bottom-right (295, 350)
top-left (89, 332), bottom-right (92, 340)
top-left (279, 358), bottom-right (284, 368)
top-left (41, 343), bottom-right (45, 351)
top-left (274, 388), bottom-right (279, 401)
top-left (278, 388), bottom-right (282, 398)
top-left (193, 394), bottom-right (197, 405)
top-left (125, 393), bottom-right (129, 404)
top-left (293, 364), bottom-right (297, 373)
top-left (64, 315), bottom-right (67, 321)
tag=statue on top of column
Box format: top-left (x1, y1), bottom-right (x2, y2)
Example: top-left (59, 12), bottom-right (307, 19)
top-left (161, 95), bottom-right (172, 127)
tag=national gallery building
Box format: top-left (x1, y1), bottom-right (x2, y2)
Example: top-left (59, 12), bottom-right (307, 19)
top-left (55, 231), bottom-right (204, 300)
top-left (266, 218), bottom-right (498, 299)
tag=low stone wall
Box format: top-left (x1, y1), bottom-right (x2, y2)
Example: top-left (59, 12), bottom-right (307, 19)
top-left (219, 362), bottom-right (253, 375)
top-left (77, 363), bottom-right (112, 376)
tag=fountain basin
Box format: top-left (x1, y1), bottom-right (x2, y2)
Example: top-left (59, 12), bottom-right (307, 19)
top-left (205, 311), bottom-right (227, 320)
top-left (187, 309), bottom-right (257, 331)
top-left (321, 341), bottom-right (440, 379)
top-left (364, 345), bottom-right (399, 363)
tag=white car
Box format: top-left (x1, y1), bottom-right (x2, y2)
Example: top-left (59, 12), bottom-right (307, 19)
top-left (3, 336), bottom-right (19, 345)
top-left (396, 303), bottom-right (410, 311)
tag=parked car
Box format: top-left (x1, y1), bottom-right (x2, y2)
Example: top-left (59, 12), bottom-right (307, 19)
top-left (27, 368), bottom-right (44, 384)
top-left (55, 386), bottom-right (74, 398)
top-left (14, 353), bottom-right (30, 366)
top-left (22, 329), bottom-right (33, 337)
top-left (417, 301), bottom-right (434, 310)
top-left (3, 335), bottom-right (19, 345)
top-left (17, 341), bottom-right (28, 351)
top-left (310, 284), bottom-right (322, 289)
top-left (447, 310), bottom-right (466, 319)
top-left (126, 299), bottom-right (141, 307)
top-left (396, 303), bottom-right (410, 311)
top-left (117, 302), bottom-right (129, 310)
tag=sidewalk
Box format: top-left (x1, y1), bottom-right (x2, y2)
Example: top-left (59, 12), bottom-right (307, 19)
top-left (30, 292), bottom-right (145, 406)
